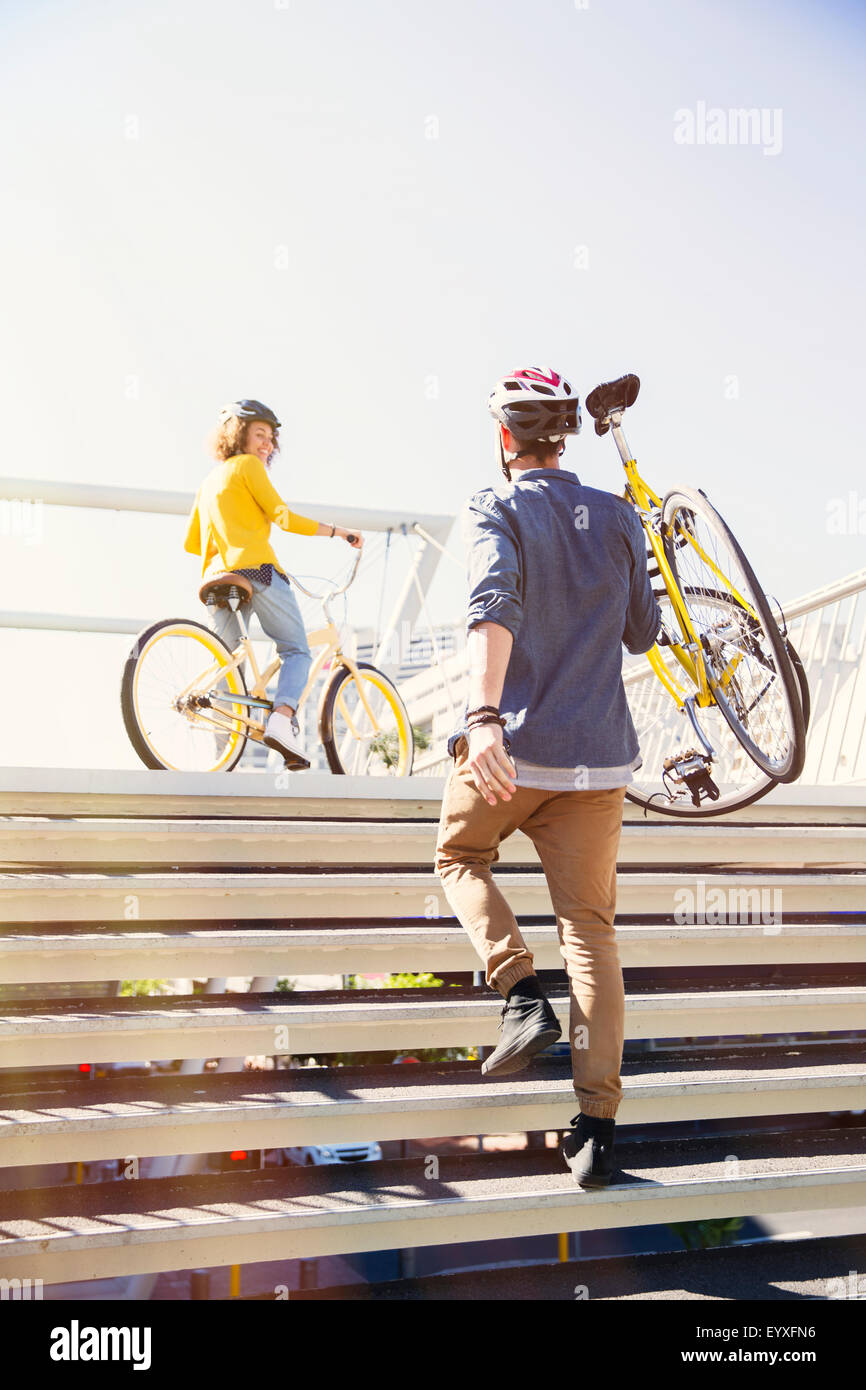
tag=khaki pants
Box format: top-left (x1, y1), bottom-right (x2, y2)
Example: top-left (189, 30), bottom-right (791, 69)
top-left (434, 736), bottom-right (627, 1119)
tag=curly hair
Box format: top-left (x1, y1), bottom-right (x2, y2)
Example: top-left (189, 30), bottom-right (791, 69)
top-left (208, 415), bottom-right (281, 463)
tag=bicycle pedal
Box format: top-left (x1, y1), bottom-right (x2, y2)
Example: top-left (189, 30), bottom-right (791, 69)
top-left (262, 736), bottom-right (310, 770)
top-left (282, 756), bottom-right (311, 771)
top-left (279, 752), bottom-right (311, 771)
top-left (663, 748), bottom-right (720, 806)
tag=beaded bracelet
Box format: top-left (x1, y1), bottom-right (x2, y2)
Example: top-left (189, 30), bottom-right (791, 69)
top-left (467, 713), bottom-right (507, 729)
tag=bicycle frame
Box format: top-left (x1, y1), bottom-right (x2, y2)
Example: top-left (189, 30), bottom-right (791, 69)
top-left (608, 409), bottom-right (755, 715)
top-left (178, 551), bottom-right (388, 745)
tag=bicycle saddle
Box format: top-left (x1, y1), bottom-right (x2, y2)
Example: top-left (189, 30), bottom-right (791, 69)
top-left (585, 374), bottom-right (640, 435)
top-left (199, 571), bottom-right (254, 607)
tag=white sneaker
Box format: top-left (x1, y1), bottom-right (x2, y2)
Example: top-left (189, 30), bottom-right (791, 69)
top-left (263, 711), bottom-right (310, 770)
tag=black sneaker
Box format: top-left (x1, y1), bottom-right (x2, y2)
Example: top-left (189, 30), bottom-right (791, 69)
top-left (561, 1112), bottom-right (616, 1188)
top-left (480, 985), bottom-right (562, 1077)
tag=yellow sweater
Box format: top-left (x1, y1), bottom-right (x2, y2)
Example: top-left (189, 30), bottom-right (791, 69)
top-left (183, 453), bottom-right (319, 577)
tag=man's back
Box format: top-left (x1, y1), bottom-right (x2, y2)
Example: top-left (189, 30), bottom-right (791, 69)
top-left (447, 465), bottom-right (661, 769)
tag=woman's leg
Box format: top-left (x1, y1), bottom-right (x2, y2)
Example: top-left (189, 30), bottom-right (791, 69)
top-left (250, 577), bottom-right (312, 715)
top-left (209, 604), bottom-right (242, 663)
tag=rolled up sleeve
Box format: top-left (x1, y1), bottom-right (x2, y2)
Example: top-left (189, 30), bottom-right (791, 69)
top-left (461, 495), bottom-right (523, 640)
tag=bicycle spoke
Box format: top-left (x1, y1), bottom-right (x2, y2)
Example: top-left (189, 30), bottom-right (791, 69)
top-left (327, 668), bottom-right (411, 775)
top-left (128, 626), bottom-right (246, 771)
top-left (623, 591), bottom-right (785, 815)
top-left (667, 505), bottom-right (798, 777)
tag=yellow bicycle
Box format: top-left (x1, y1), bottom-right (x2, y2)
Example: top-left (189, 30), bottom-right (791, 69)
top-left (588, 374), bottom-right (809, 819)
top-left (121, 547), bottom-right (414, 775)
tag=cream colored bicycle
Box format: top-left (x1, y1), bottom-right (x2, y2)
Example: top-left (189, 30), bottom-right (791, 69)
top-left (121, 548), bottom-right (414, 775)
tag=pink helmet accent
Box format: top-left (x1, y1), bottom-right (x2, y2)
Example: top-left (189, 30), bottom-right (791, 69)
top-left (512, 368), bottom-right (566, 388)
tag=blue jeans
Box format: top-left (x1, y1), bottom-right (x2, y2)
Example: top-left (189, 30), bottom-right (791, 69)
top-left (210, 573), bottom-right (311, 711)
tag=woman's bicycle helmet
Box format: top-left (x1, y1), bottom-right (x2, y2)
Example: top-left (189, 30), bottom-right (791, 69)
top-left (218, 399), bottom-right (281, 429)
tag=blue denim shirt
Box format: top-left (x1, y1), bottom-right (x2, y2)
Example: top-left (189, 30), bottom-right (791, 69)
top-left (446, 467), bottom-right (662, 766)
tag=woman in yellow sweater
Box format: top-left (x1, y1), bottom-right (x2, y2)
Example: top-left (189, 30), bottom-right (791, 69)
top-left (184, 399), bottom-right (362, 767)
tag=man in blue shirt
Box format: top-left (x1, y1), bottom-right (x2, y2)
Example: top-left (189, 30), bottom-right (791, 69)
top-left (434, 366), bottom-right (662, 1187)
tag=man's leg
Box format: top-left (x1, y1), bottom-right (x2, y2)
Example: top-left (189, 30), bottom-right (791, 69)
top-left (434, 736), bottom-right (549, 994)
top-left (434, 737), bottom-right (563, 1074)
top-left (520, 787), bottom-right (627, 1120)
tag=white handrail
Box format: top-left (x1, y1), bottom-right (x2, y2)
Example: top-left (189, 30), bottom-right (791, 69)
top-left (405, 565), bottom-right (866, 783)
top-left (0, 480), bottom-right (456, 670)
top-left (0, 476), bottom-right (454, 531)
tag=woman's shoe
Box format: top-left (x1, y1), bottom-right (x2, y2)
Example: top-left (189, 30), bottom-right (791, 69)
top-left (263, 711), bottom-right (310, 769)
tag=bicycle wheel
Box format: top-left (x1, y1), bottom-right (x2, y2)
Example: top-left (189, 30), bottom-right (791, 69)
top-left (661, 487), bottom-right (806, 784)
top-left (121, 618), bottom-right (249, 771)
top-left (624, 588), bottom-right (811, 819)
top-left (319, 660), bottom-right (414, 775)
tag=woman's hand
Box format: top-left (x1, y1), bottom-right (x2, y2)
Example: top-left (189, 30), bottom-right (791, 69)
top-left (336, 526), bottom-right (363, 550)
top-left (466, 721), bottom-right (517, 805)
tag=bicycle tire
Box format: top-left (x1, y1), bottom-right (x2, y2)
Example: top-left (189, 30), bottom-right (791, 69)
top-left (121, 617), bottom-right (249, 772)
top-left (661, 486), bottom-right (806, 784)
top-left (785, 634), bottom-right (811, 734)
top-left (319, 659), bottom-right (414, 776)
top-left (623, 625), bottom-right (810, 820)
top-left (655, 583), bottom-right (812, 739)
top-left (656, 587), bottom-right (811, 734)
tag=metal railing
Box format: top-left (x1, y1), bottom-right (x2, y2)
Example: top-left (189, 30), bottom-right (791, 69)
top-left (3, 477), bottom-right (863, 785)
top-left (0, 479), bottom-right (455, 671)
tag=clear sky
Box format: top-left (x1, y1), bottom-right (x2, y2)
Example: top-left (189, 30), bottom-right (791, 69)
top-left (1, 0), bottom-right (864, 768)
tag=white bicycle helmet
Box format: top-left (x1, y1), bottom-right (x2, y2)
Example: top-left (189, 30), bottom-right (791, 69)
top-left (488, 367), bottom-right (581, 442)
top-left (488, 367), bottom-right (581, 479)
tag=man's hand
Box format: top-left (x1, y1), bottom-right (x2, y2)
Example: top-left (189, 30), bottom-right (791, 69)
top-left (466, 721), bottom-right (517, 804)
top-left (336, 527), bottom-right (364, 549)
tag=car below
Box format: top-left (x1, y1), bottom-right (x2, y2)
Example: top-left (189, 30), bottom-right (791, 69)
top-left (270, 1141), bottom-right (382, 1166)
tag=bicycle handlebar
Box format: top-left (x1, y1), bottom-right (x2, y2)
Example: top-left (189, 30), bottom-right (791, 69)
top-left (283, 541), bottom-right (363, 601)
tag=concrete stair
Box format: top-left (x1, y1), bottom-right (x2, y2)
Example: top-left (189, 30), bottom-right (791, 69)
top-left (0, 771), bottom-right (864, 1295)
